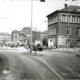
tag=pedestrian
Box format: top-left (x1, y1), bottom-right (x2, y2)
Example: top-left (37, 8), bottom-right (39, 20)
top-left (33, 45), bottom-right (37, 55)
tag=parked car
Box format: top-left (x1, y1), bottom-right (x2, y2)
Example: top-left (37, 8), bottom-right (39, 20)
top-left (33, 40), bottom-right (43, 51)
top-left (33, 44), bottom-right (43, 51)
top-left (37, 44), bottom-right (43, 51)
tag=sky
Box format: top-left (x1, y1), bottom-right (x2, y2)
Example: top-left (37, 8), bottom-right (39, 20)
top-left (0, 0), bottom-right (80, 33)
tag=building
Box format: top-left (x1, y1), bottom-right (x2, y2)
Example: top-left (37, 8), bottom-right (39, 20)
top-left (40, 30), bottom-right (48, 40)
top-left (11, 27), bottom-right (48, 46)
top-left (21, 27), bottom-right (31, 37)
top-left (0, 32), bottom-right (11, 45)
top-left (11, 30), bottom-right (20, 42)
top-left (47, 4), bottom-right (80, 48)
top-left (11, 27), bottom-right (31, 45)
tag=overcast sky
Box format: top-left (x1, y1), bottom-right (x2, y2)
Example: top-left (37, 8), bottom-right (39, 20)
top-left (0, 0), bottom-right (80, 33)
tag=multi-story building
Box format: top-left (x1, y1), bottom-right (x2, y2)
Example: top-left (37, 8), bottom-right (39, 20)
top-left (47, 4), bottom-right (80, 48)
top-left (0, 32), bottom-right (11, 44)
top-left (11, 27), bottom-right (31, 45)
top-left (21, 27), bottom-right (31, 37)
top-left (11, 30), bottom-right (20, 42)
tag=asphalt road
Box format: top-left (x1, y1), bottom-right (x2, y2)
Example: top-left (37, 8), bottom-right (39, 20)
top-left (0, 50), bottom-right (61, 80)
top-left (0, 47), bottom-right (80, 80)
top-left (46, 51), bottom-right (80, 79)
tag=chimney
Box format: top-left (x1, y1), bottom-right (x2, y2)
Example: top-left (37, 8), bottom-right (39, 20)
top-left (65, 4), bottom-right (67, 8)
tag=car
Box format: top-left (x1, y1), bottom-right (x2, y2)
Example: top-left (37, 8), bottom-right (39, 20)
top-left (37, 44), bottom-right (43, 51)
top-left (33, 44), bottom-right (43, 51)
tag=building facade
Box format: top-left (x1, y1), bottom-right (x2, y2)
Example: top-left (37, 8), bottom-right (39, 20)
top-left (40, 30), bottom-right (48, 40)
top-left (47, 5), bottom-right (80, 48)
top-left (11, 30), bottom-right (20, 42)
top-left (11, 27), bottom-right (31, 45)
top-left (0, 32), bottom-right (11, 45)
top-left (21, 27), bottom-right (31, 37)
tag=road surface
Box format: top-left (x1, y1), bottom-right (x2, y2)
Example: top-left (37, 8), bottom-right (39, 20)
top-left (0, 50), bottom-right (61, 80)
top-left (46, 51), bottom-right (80, 79)
top-left (0, 47), bottom-right (80, 79)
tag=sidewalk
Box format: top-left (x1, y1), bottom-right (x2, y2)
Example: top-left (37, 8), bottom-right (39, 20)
top-left (1, 46), bottom-right (80, 55)
top-left (48, 48), bottom-right (80, 53)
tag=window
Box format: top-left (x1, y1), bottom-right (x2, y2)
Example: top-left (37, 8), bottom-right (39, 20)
top-left (62, 15), bottom-right (66, 22)
top-left (54, 27), bottom-right (56, 35)
top-left (67, 26), bottom-right (71, 35)
top-left (77, 16), bottom-right (80, 23)
top-left (55, 16), bottom-right (58, 22)
top-left (77, 27), bottom-right (80, 35)
top-left (72, 16), bottom-right (76, 23)
top-left (48, 19), bottom-right (52, 25)
top-left (67, 15), bottom-right (71, 22)
top-left (48, 28), bottom-right (51, 35)
top-left (66, 39), bottom-right (70, 45)
top-left (77, 40), bottom-right (80, 45)
top-left (52, 27), bottom-right (53, 35)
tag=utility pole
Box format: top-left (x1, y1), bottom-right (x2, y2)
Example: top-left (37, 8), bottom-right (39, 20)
top-left (30, 0), bottom-right (45, 53)
top-left (30, 0), bottom-right (33, 53)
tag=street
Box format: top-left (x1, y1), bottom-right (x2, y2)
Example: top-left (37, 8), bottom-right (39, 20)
top-left (0, 47), bottom-right (80, 80)
top-left (0, 47), bottom-right (61, 80)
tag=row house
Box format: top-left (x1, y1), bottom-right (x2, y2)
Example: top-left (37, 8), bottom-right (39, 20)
top-left (47, 4), bottom-right (80, 48)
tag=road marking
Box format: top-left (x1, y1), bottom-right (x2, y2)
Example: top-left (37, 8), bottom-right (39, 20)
top-left (66, 67), bottom-right (80, 77)
top-left (30, 56), bottom-right (64, 80)
top-left (42, 60), bottom-right (64, 80)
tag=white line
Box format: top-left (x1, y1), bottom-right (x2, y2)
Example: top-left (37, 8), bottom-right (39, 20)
top-left (31, 57), bottom-right (64, 80)
top-left (66, 67), bottom-right (80, 77)
top-left (42, 60), bottom-right (64, 80)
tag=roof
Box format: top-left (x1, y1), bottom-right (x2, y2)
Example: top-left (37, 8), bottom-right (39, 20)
top-left (42, 30), bottom-right (48, 34)
top-left (22, 27), bottom-right (31, 30)
top-left (12, 30), bottom-right (20, 33)
top-left (61, 5), bottom-right (80, 11)
top-left (47, 5), bottom-right (80, 17)
top-left (0, 32), bottom-right (11, 36)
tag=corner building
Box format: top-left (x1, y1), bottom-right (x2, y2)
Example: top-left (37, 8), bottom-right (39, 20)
top-left (47, 5), bottom-right (80, 48)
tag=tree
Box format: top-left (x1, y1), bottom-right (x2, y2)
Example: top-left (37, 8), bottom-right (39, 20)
top-left (42, 36), bottom-right (48, 47)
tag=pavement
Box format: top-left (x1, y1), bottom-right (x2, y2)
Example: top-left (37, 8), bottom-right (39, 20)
top-left (0, 46), bottom-right (80, 56)
top-left (0, 46), bottom-right (80, 61)
top-left (48, 47), bottom-right (80, 52)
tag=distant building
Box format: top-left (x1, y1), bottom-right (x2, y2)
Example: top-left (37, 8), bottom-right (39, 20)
top-left (21, 27), bottom-right (31, 37)
top-left (40, 30), bottom-right (48, 40)
top-left (0, 32), bottom-right (11, 44)
top-left (11, 30), bottom-right (20, 42)
top-left (47, 4), bottom-right (80, 48)
top-left (11, 27), bottom-right (31, 45)
top-left (11, 27), bottom-right (48, 45)
top-left (32, 31), bottom-right (41, 43)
